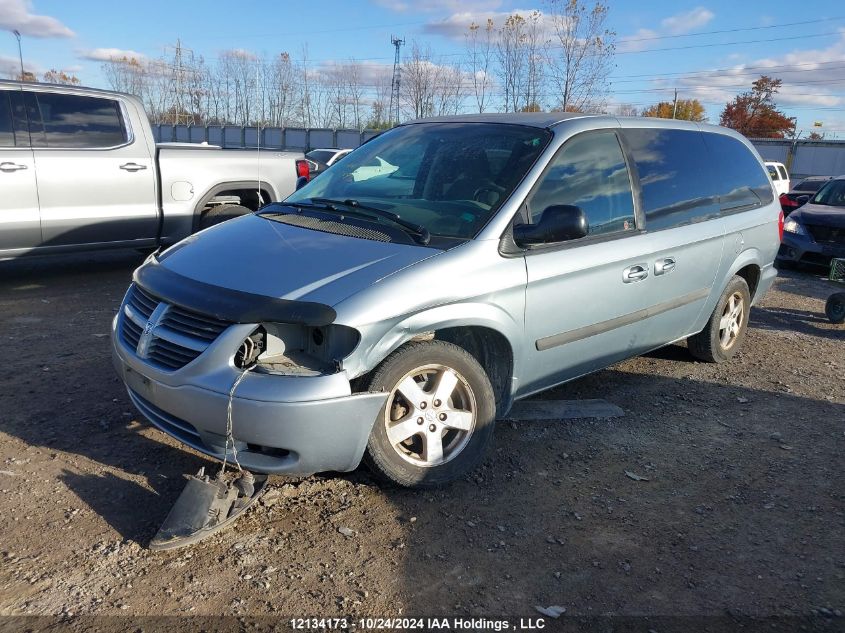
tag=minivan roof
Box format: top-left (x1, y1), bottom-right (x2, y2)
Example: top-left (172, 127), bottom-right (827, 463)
top-left (0, 78), bottom-right (137, 101)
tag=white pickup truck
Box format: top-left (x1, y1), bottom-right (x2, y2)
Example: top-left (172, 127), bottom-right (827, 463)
top-left (0, 80), bottom-right (307, 258)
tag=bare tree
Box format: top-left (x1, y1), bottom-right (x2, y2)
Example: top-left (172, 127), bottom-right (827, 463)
top-left (547, 0), bottom-right (615, 113)
top-left (523, 10), bottom-right (547, 111)
top-left (496, 14), bottom-right (528, 113)
top-left (465, 18), bottom-right (495, 113)
top-left (402, 41), bottom-right (437, 119)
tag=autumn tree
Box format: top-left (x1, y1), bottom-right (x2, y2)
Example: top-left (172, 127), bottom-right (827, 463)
top-left (43, 69), bottom-right (80, 85)
top-left (719, 76), bottom-right (795, 138)
top-left (547, 0), bottom-right (615, 113)
top-left (642, 98), bottom-right (705, 121)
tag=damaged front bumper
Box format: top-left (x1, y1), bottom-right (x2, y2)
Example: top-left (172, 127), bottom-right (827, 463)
top-left (112, 318), bottom-right (387, 475)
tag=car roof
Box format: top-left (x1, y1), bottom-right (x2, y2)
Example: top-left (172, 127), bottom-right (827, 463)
top-left (0, 78), bottom-right (135, 100)
top-left (798, 175), bottom-right (832, 181)
top-left (407, 112), bottom-right (590, 128)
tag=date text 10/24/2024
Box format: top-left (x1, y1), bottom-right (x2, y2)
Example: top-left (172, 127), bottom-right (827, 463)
top-left (290, 617), bottom-right (549, 630)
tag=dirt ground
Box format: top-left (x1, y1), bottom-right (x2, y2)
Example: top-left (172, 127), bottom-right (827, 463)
top-left (0, 251), bottom-right (843, 631)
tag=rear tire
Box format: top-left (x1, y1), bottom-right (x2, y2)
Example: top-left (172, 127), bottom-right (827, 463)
top-left (199, 204), bottom-right (251, 229)
top-left (825, 292), bottom-right (845, 324)
top-left (687, 276), bottom-right (751, 363)
top-left (362, 341), bottom-right (496, 489)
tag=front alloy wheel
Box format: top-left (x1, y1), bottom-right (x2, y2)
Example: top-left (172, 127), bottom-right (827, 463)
top-left (363, 341), bottom-right (496, 488)
top-left (718, 291), bottom-right (745, 350)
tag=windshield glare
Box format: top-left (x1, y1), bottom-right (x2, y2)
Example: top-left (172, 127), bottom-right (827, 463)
top-left (286, 123), bottom-right (552, 240)
top-left (811, 179), bottom-right (845, 207)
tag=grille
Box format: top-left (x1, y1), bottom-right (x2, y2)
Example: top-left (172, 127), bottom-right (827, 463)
top-left (807, 224), bottom-right (845, 245)
top-left (119, 284), bottom-right (231, 371)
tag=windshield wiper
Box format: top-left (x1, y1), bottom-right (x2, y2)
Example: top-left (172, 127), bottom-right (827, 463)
top-left (311, 198), bottom-right (431, 245)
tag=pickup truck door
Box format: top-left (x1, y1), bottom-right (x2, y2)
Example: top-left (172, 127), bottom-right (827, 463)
top-left (0, 89), bottom-right (40, 251)
top-left (25, 90), bottom-right (158, 247)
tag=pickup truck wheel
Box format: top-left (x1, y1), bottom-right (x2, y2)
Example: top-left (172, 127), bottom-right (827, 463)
top-left (825, 292), bottom-right (845, 324)
top-left (362, 341), bottom-right (496, 488)
top-left (199, 204), bottom-right (251, 229)
top-left (687, 276), bottom-right (751, 363)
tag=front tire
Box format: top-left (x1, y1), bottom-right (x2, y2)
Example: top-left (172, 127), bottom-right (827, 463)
top-left (687, 276), bottom-right (751, 363)
top-left (362, 341), bottom-right (496, 488)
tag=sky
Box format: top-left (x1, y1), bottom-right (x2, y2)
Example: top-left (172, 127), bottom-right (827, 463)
top-left (2, 0), bottom-right (845, 136)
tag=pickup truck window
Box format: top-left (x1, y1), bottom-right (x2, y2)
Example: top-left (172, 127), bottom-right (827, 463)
top-left (27, 92), bottom-right (128, 149)
top-left (528, 130), bottom-right (636, 237)
top-left (0, 91), bottom-right (13, 147)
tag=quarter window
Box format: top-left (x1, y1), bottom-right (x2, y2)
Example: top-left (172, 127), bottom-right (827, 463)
top-left (528, 131), bottom-right (636, 237)
top-left (28, 92), bottom-right (128, 148)
top-left (767, 165), bottom-right (779, 180)
top-left (621, 128), bottom-right (721, 231)
top-left (702, 133), bottom-right (774, 209)
top-left (778, 165), bottom-right (788, 180)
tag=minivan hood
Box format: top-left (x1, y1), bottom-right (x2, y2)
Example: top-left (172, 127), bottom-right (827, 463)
top-left (154, 213), bottom-right (441, 305)
top-left (791, 203), bottom-right (845, 228)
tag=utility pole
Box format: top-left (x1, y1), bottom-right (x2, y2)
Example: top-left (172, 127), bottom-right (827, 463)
top-left (672, 88), bottom-right (678, 119)
top-left (388, 35), bottom-right (404, 127)
top-left (13, 30), bottom-right (24, 80)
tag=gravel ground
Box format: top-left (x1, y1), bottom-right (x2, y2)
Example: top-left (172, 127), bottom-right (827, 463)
top-left (0, 251), bottom-right (843, 631)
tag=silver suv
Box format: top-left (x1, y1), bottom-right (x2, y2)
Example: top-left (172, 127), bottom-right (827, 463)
top-left (112, 113), bottom-right (781, 488)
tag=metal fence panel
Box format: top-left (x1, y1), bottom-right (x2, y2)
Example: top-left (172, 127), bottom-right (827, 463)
top-left (309, 129), bottom-right (334, 148)
top-left (336, 130), bottom-right (361, 148)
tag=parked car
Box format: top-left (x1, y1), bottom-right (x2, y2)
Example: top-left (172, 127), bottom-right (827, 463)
top-left (113, 113), bottom-right (780, 488)
top-left (0, 80), bottom-right (307, 259)
top-left (779, 175), bottom-right (833, 215)
top-left (766, 161), bottom-right (791, 196)
top-left (305, 148), bottom-right (352, 177)
top-left (778, 175), bottom-right (845, 268)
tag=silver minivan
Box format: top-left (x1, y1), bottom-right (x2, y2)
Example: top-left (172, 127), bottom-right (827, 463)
top-left (112, 113), bottom-right (781, 488)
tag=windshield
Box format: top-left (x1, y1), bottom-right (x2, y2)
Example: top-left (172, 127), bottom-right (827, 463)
top-left (286, 122), bottom-right (552, 240)
top-left (811, 179), bottom-right (845, 207)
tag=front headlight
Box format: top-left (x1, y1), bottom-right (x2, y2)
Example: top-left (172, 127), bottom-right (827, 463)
top-left (235, 323), bottom-right (360, 375)
top-left (783, 218), bottom-right (807, 237)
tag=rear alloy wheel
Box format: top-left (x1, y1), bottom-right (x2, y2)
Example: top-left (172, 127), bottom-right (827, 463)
top-left (363, 341), bottom-right (496, 488)
top-left (687, 275), bottom-right (751, 363)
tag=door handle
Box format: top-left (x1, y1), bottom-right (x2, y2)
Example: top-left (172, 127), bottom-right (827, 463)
top-left (623, 264), bottom-right (649, 283)
top-left (655, 257), bottom-right (676, 276)
top-left (120, 162), bottom-right (147, 172)
top-left (0, 162), bottom-right (28, 172)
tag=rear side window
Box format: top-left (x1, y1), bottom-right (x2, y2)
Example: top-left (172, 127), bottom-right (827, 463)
top-left (28, 92), bottom-right (128, 148)
top-left (703, 133), bottom-right (774, 210)
top-left (767, 165), bottom-right (779, 180)
top-left (0, 91), bottom-right (13, 147)
top-left (528, 130), bottom-right (636, 237)
top-left (796, 179), bottom-right (826, 192)
top-left (621, 128), bottom-right (721, 231)
top-left (778, 165), bottom-right (788, 179)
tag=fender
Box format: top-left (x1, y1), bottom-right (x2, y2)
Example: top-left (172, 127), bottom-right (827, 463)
top-left (347, 300), bottom-right (524, 398)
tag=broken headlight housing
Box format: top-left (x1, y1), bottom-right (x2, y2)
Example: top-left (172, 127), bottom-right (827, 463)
top-left (234, 323), bottom-right (360, 375)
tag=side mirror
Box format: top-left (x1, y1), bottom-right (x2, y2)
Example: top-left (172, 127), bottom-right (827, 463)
top-left (796, 195), bottom-right (810, 206)
top-left (295, 176), bottom-right (308, 191)
top-left (513, 205), bottom-right (589, 246)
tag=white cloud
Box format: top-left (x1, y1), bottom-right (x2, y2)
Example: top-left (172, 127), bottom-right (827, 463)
top-left (0, 52), bottom-right (40, 77)
top-left (375, 0), bottom-right (502, 13)
top-left (422, 7), bottom-right (552, 41)
top-left (662, 30), bottom-right (845, 111)
top-left (618, 7), bottom-right (715, 52)
top-left (0, 0), bottom-right (74, 38)
top-left (660, 6), bottom-right (715, 34)
top-left (79, 48), bottom-right (146, 62)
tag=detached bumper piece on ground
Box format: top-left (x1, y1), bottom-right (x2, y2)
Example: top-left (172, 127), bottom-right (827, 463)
top-left (149, 468), bottom-right (267, 551)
